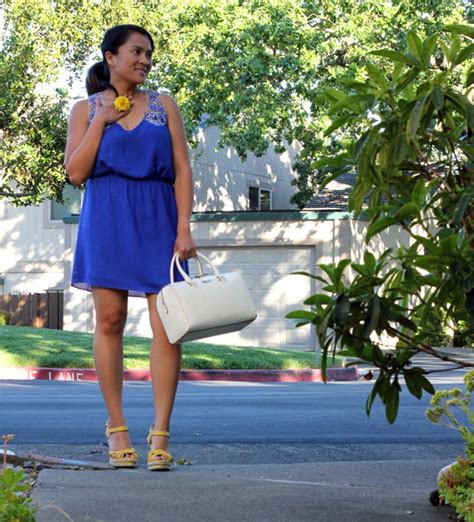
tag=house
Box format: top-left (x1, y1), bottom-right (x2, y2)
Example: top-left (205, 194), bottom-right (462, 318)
top-left (0, 123), bottom-right (404, 350)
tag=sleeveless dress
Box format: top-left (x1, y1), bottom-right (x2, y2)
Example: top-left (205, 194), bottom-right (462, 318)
top-left (71, 89), bottom-right (189, 298)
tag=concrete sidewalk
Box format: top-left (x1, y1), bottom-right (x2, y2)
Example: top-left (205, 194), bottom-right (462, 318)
top-left (30, 457), bottom-right (457, 521)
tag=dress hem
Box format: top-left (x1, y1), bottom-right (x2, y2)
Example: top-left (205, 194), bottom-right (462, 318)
top-left (71, 280), bottom-right (167, 298)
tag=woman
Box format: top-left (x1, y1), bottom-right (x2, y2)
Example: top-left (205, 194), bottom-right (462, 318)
top-left (64, 24), bottom-right (196, 471)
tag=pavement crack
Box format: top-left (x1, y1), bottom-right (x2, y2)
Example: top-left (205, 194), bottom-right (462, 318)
top-left (235, 477), bottom-right (382, 489)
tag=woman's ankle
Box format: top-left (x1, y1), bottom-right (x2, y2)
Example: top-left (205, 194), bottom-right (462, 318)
top-left (107, 417), bottom-right (127, 427)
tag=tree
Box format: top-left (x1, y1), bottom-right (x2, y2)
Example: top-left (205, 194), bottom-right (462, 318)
top-left (287, 25), bottom-right (474, 423)
top-left (0, 0), bottom-right (470, 206)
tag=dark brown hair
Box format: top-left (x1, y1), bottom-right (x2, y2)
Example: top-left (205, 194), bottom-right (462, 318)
top-left (86, 24), bottom-right (155, 96)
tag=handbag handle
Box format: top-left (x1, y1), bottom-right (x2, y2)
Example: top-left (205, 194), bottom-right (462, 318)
top-left (170, 251), bottom-right (223, 284)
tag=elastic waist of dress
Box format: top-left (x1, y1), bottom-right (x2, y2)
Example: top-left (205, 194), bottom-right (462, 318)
top-left (91, 174), bottom-right (174, 185)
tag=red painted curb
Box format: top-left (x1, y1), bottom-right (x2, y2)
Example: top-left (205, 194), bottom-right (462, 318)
top-left (0, 366), bottom-right (357, 382)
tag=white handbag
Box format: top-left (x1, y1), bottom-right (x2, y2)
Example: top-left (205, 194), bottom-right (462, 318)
top-left (157, 251), bottom-right (258, 344)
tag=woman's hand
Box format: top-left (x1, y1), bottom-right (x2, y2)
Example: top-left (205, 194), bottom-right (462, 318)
top-left (173, 229), bottom-right (197, 261)
top-left (94, 91), bottom-right (134, 126)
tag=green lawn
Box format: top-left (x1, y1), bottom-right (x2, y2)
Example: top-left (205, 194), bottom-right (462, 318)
top-left (0, 325), bottom-right (345, 370)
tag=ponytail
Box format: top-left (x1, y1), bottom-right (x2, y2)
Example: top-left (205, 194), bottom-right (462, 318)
top-left (85, 60), bottom-right (118, 96)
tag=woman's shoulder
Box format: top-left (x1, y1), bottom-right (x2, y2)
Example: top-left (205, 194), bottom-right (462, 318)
top-left (68, 99), bottom-right (89, 119)
top-left (69, 93), bottom-right (102, 125)
top-left (155, 90), bottom-right (176, 108)
top-left (150, 90), bottom-right (182, 121)
top-left (70, 93), bottom-right (100, 111)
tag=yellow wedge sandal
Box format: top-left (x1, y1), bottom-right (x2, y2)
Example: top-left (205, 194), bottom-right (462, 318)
top-left (147, 425), bottom-right (174, 471)
top-left (105, 422), bottom-right (138, 468)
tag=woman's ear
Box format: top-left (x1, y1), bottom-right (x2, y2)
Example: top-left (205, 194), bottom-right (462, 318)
top-left (104, 50), bottom-right (114, 68)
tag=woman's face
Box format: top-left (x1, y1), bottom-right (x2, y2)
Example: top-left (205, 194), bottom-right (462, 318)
top-left (106, 31), bottom-right (153, 85)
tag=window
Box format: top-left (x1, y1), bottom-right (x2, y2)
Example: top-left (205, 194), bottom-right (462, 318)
top-left (50, 184), bottom-right (82, 221)
top-left (248, 186), bottom-right (272, 211)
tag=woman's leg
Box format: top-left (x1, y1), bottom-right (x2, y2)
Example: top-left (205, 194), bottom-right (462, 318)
top-left (146, 293), bottom-right (182, 459)
top-left (91, 286), bottom-right (131, 452)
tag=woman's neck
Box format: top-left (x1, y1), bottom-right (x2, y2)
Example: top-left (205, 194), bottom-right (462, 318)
top-left (109, 79), bottom-right (141, 97)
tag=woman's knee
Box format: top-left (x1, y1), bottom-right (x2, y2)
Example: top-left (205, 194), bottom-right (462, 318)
top-left (92, 287), bottom-right (128, 336)
top-left (96, 308), bottom-right (127, 336)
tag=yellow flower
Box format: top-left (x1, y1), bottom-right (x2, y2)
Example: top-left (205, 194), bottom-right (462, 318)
top-left (114, 95), bottom-right (130, 112)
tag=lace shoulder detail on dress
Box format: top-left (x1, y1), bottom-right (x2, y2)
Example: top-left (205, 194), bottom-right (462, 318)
top-left (87, 92), bottom-right (101, 124)
top-left (144, 90), bottom-right (168, 126)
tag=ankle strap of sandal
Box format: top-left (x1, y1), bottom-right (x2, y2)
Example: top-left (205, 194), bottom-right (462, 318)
top-left (149, 429), bottom-right (169, 437)
top-left (106, 425), bottom-right (129, 434)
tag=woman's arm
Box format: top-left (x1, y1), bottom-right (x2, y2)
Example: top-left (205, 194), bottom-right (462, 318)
top-left (64, 94), bottom-right (133, 186)
top-left (162, 93), bottom-right (196, 258)
top-left (64, 100), bottom-right (106, 186)
top-left (163, 93), bottom-right (193, 231)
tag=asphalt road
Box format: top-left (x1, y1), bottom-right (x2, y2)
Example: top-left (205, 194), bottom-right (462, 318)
top-left (1, 364), bottom-right (469, 464)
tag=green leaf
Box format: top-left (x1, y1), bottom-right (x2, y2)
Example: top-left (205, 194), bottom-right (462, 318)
top-left (328, 94), bottom-right (374, 115)
top-left (422, 34), bottom-right (438, 66)
top-left (449, 32), bottom-right (461, 64)
top-left (349, 177), bottom-right (370, 214)
top-left (338, 346), bottom-right (362, 358)
top-left (431, 86), bottom-right (444, 110)
top-left (396, 349), bottom-right (418, 365)
top-left (391, 61), bottom-right (405, 82)
top-left (379, 299), bottom-right (417, 331)
top-left (439, 234), bottom-right (457, 254)
top-left (404, 371), bottom-right (423, 399)
top-left (313, 154), bottom-right (352, 169)
top-left (439, 40), bottom-right (452, 65)
top-left (366, 216), bottom-right (399, 242)
top-left (443, 24), bottom-right (474, 39)
top-left (366, 379), bottom-right (380, 416)
top-left (455, 43), bottom-right (474, 66)
top-left (318, 169), bottom-right (349, 191)
top-left (363, 252), bottom-right (376, 273)
top-left (406, 96), bottom-right (428, 142)
top-left (363, 295), bottom-right (381, 338)
top-left (395, 68), bottom-right (419, 93)
top-left (385, 380), bottom-right (400, 424)
top-left (407, 31), bottom-right (425, 65)
top-left (290, 271), bottom-right (327, 284)
top-left (411, 179), bottom-right (427, 207)
top-left (389, 132), bottom-right (407, 166)
top-left (412, 255), bottom-right (445, 269)
top-left (418, 374), bottom-right (435, 395)
top-left (295, 321), bottom-right (310, 328)
top-left (321, 339), bottom-right (329, 382)
top-left (366, 61), bottom-right (388, 89)
top-left (335, 294), bottom-right (351, 327)
top-left (369, 49), bottom-right (420, 67)
top-left (354, 130), bottom-right (370, 161)
top-left (453, 185), bottom-right (474, 225)
top-left (285, 310), bottom-right (316, 321)
top-left (352, 263), bottom-right (370, 277)
top-left (324, 87), bottom-right (348, 102)
top-left (304, 294), bottom-right (332, 306)
top-left (398, 201), bottom-right (419, 218)
top-left (334, 259), bottom-right (352, 281)
top-left (324, 114), bottom-right (353, 136)
top-left (446, 92), bottom-right (474, 130)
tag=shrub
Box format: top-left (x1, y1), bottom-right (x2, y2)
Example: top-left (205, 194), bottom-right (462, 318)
top-left (426, 370), bottom-right (474, 520)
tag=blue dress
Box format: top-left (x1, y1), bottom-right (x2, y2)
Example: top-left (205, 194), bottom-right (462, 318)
top-left (71, 89), bottom-right (188, 298)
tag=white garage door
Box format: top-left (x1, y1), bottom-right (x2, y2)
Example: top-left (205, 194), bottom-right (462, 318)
top-left (191, 246), bottom-right (314, 350)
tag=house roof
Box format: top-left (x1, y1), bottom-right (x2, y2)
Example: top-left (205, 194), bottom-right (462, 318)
top-left (303, 172), bottom-right (355, 210)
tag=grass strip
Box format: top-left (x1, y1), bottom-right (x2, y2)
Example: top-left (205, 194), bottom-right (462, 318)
top-left (0, 326), bottom-right (345, 370)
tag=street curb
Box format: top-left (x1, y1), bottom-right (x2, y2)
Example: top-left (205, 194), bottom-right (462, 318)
top-left (0, 366), bottom-right (358, 383)
top-left (22, 453), bottom-right (114, 470)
